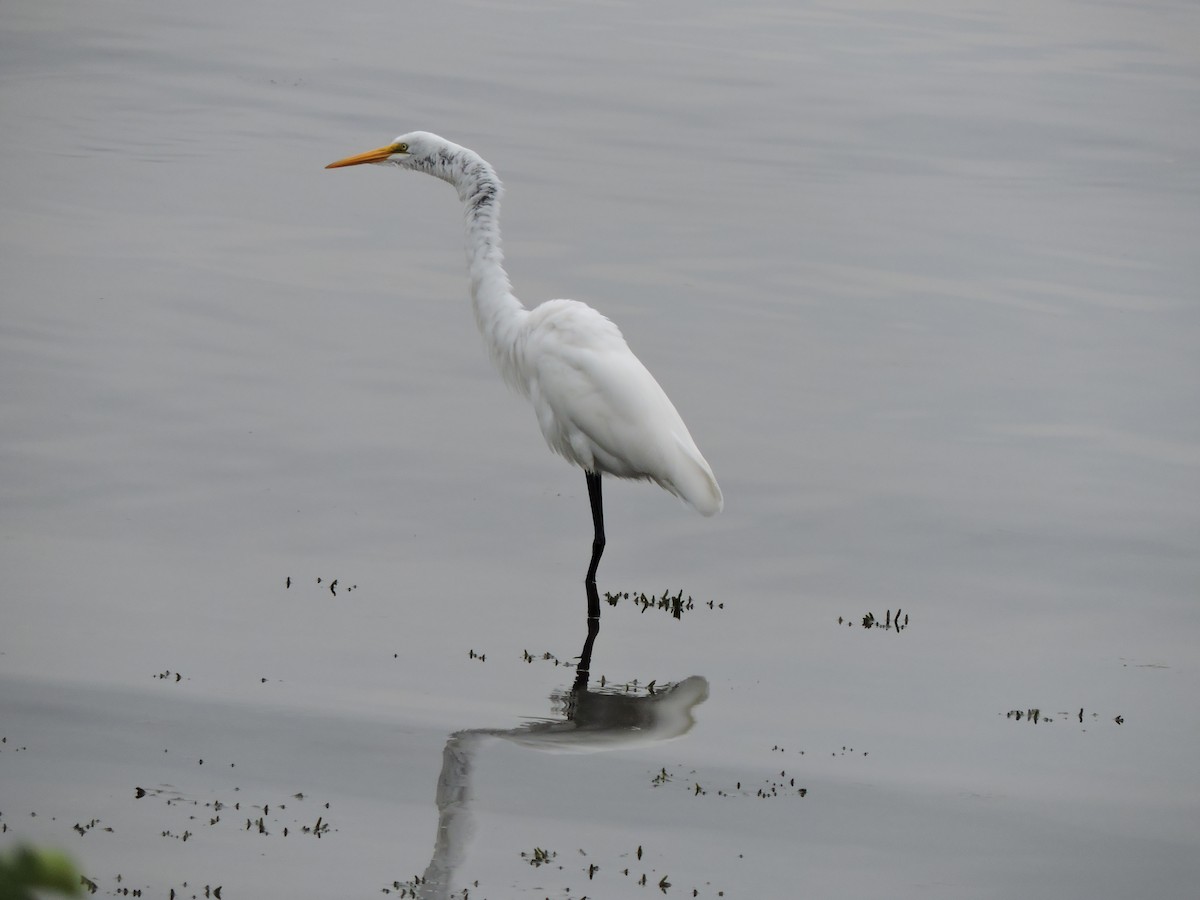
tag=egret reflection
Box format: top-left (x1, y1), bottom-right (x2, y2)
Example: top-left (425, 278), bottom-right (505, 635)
top-left (408, 582), bottom-right (708, 898)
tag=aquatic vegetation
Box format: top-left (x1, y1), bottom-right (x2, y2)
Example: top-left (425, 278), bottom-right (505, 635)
top-left (603, 589), bottom-right (724, 620)
top-left (838, 609), bottom-right (909, 632)
top-left (519, 846), bottom-right (556, 868)
top-left (1004, 707), bottom-right (1126, 726)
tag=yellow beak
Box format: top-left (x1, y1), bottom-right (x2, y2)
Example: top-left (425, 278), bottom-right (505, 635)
top-left (325, 144), bottom-right (401, 169)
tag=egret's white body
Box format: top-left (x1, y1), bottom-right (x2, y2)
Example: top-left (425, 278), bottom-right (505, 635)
top-left (520, 298), bottom-right (720, 512)
top-left (327, 132), bottom-right (721, 582)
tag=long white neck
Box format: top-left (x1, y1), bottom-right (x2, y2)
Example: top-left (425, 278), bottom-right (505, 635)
top-left (422, 144), bottom-right (528, 391)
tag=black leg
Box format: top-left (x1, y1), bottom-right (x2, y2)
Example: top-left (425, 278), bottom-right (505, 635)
top-left (585, 470), bottom-right (605, 585)
top-left (572, 582), bottom-right (601, 693)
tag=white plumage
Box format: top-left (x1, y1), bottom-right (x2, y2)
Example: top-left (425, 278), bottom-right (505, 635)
top-left (327, 132), bottom-right (721, 581)
top-left (522, 298), bottom-right (722, 515)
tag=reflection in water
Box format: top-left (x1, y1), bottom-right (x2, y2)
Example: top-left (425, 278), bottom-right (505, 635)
top-left (412, 583), bottom-right (708, 898)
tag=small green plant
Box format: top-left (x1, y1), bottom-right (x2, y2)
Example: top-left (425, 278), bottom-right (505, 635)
top-left (0, 845), bottom-right (85, 899)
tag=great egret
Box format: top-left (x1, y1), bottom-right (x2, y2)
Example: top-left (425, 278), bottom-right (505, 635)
top-left (326, 132), bottom-right (722, 587)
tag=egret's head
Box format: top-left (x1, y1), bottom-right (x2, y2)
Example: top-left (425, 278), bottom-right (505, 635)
top-left (325, 131), bottom-right (447, 170)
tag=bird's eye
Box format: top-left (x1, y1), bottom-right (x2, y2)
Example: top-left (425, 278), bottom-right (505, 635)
top-left (395, 142), bottom-right (408, 153)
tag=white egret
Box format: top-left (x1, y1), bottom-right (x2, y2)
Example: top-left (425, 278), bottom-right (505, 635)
top-left (326, 132), bottom-right (721, 586)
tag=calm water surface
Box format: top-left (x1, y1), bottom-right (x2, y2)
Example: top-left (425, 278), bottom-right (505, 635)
top-left (2, 1), bottom-right (1198, 897)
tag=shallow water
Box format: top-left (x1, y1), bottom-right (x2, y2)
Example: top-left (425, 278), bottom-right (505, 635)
top-left (2, 0), bottom-right (1199, 897)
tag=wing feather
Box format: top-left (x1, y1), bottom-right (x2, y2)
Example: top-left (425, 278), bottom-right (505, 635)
top-left (522, 300), bottom-right (722, 514)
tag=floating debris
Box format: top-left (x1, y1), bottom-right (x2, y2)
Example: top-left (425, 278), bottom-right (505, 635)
top-left (602, 589), bottom-right (722, 619)
top-left (1003, 707), bottom-right (1123, 726)
top-left (519, 648), bottom-right (571, 668)
top-left (848, 609), bottom-right (909, 632)
top-left (72, 818), bottom-right (102, 836)
top-left (1007, 708), bottom-right (1044, 723)
top-left (135, 785), bottom-right (336, 844)
top-left (384, 874), bottom-right (427, 897)
top-left (300, 815), bottom-right (330, 838)
top-left (284, 575), bottom-right (361, 596)
top-left (521, 846), bottom-right (557, 867)
top-left (649, 764), bottom-right (810, 800)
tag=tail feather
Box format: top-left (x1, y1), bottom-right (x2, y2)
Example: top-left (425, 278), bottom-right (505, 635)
top-left (668, 433), bottom-right (723, 516)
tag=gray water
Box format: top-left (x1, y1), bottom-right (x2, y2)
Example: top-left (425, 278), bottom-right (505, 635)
top-left (2, 1), bottom-right (1198, 897)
